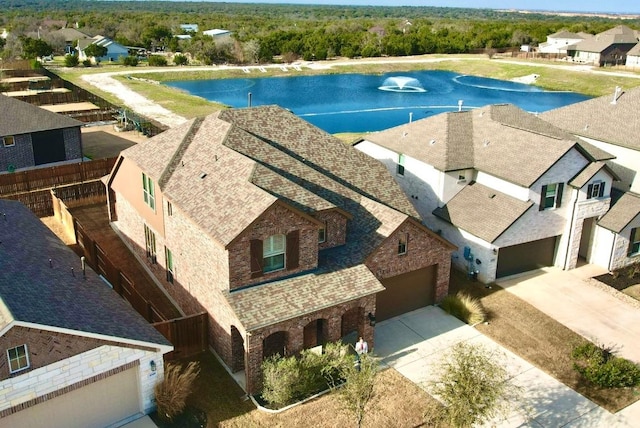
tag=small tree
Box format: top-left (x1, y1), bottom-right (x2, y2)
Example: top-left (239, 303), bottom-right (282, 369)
top-left (122, 55), bottom-right (139, 66)
top-left (64, 54), bottom-right (79, 67)
top-left (83, 43), bottom-right (108, 61)
top-left (261, 354), bottom-right (301, 408)
top-left (337, 353), bottom-right (377, 428)
top-left (173, 53), bottom-right (189, 66)
top-left (148, 55), bottom-right (168, 66)
top-left (431, 343), bottom-right (518, 428)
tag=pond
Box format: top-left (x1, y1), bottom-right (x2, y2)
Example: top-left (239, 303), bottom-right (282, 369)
top-left (165, 70), bottom-right (590, 134)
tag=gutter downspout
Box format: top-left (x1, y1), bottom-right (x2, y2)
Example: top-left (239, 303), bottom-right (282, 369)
top-left (564, 188), bottom-right (579, 270)
top-left (607, 230), bottom-right (616, 272)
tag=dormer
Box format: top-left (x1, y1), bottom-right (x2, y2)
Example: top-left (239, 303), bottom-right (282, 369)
top-left (569, 162), bottom-right (619, 203)
top-left (314, 208), bottom-right (353, 250)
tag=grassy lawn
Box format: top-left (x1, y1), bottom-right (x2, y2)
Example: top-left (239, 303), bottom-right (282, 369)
top-left (449, 269), bottom-right (640, 413)
top-left (171, 351), bottom-right (438, 428)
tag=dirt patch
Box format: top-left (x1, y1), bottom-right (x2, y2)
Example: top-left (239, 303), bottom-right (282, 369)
top-left (82, 124), bottom-right (148, 159)
top-left (450, 270), bottom-right (640, 413)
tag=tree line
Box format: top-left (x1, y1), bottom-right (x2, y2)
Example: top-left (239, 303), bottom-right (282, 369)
top-left (1, 0), bottom-right (638, 65)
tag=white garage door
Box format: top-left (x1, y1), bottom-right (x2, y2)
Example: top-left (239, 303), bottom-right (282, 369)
top-left (0, 366), bottom-right (140, 428)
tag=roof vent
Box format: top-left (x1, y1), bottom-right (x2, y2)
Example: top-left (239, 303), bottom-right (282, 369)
top-left (489, 194), bottom-right (496, 199)
top-left (584, 124), bottom-right (589, 131)
top-left (611, 86), bottom-right (622, 104)
top-left (199, 172), bottom-right (207, 179)
top-left (429, 139), bottom-right (436, 145)
top-left (483, 140), bottom-right (490, 147)
top-left (402, 131), bottom-right (408, 137)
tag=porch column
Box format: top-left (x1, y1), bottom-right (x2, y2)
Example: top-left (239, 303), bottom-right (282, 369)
top-left (244, 332), bottom-right (263, 395)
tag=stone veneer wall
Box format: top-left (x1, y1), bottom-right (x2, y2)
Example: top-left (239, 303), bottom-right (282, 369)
top-left (565, 197), bottom-right (611, 270)
top-left (365, 220), bottom-right (452, 301)
top-left (0, 345), bottom-right (164, 416)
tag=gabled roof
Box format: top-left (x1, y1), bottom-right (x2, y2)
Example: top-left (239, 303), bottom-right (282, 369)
top-left (548, 30), bottom-right (586, 40)
top-left (363, 104), bottom-right (610, 188)
top-left (0, 199), bottom-right (172, 350)
top-left (569, 161), bottom-right (619, 188)
top-left (597, 192), bottom-right (640, 233)
top-left (627, 42), bottom-right (640, 57)
top-left (0, 94), bottom-right (83, 137)
top-left (119, 106), bottom-right (420, 248)
top-left (569, 25), bottom-right (638, 53)
top-left (52, 27), bottom-right (91, 41)
top-left (541, 86), bottom-right (640, 151)
top-left (432, 181), bottom-right (533, 243)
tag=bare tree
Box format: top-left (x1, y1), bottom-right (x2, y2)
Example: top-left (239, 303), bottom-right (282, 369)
top-left (337, 353), bottom-right (377, 428)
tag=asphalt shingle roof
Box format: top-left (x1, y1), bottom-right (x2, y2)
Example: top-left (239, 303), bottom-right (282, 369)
top-left (433, 181), bottom-right (533, 243)
top-left (0, 199), bottom-right (171, 348)
top-left (541, 86), bottom-right (640, 151)
top-left (597, 192), bottom-right (640, 233)
top-left (0, 94), bottom-right (83, 137)
top-left (568, 25), bottom-right (638, 53)
top-left (365, 104), bottom-right (609, 188)
top-left (569, 162), bottom-right (616, 188)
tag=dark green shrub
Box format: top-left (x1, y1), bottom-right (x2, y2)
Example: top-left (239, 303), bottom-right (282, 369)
top-left (572, 342), bottom-right (640, 388)
top-left (82, 59), bottom-right (92, 67)
top-left (30, 59), bottom-right (43, 69)
top-left (261, 354), bottom-right (301, 408)
top-left (173, 54), bottom-right (189, 66)
top-left (122, 56), bottom-right (139, 66)
top-left (440, 292), bottom-right (486, 325)
top-left (64, 54), bottom-right (79, 67)
top-left (148, 55), bottom-right (168, 66)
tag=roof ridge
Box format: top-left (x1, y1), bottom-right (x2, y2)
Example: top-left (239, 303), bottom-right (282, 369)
top-left (158, 117), bottom-right (204, 188)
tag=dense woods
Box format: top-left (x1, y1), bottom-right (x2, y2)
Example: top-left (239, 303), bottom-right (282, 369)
top-left (1, 0), bottom-right (639, 64)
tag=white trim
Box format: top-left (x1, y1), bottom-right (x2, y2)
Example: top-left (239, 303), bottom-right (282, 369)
top-left (2, 136), bottom-right (15, 148)
top-left (7, 343), bottom-right (30, 374)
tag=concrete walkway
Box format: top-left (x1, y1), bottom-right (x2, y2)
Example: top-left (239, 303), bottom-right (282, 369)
top-left (374, 306), bottom-right (638, 427)
top-left (497, 265), bottom-right (640, 365)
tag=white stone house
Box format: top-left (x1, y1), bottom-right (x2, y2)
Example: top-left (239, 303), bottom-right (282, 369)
top-left (539, 30), bottom-right (588, 55)
top-left (626, 42), bottom-right (640, 68)
top-left (542, 86), bottom-right (640, 271)
top-left (0, 199), bottom-right (172, 427)
top-left (355, 104), bottom-right (617, 283)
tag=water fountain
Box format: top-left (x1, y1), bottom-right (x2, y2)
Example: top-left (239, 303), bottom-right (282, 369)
top-left (378, 76), bottom-right (426, 93)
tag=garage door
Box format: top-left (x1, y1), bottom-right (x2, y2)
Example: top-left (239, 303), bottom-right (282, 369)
top-left (0, 366), bottom-right (140, 428)
top-left (496, 236), bottom-right (558, 279)
top-left (377, 265), bottom-right (436, 321)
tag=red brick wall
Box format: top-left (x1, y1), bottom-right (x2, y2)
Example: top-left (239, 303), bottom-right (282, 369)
top-left (0, 327), bottom-right (106, 380)
top-left (228, 203), bottom-right (319, 290)
top-left (316, 210), bottom-right (348, 250)
top-left (366, 219), bottom-right (452, 301)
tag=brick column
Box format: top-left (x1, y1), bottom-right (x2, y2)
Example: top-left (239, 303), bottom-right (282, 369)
top-left (245, 333), bottom-right (263, 395)
top-left (287, 326), bottom-right (304, 356)
top-left (326, 315), bottom-right (342, 344)
top-left (435, 258), bottom-right (452, 302)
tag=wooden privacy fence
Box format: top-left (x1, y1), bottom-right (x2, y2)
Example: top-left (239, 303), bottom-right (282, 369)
top-left (153, 313), bottom-right (208, 360)
top-left (74, 219), bottom-right (166, 324)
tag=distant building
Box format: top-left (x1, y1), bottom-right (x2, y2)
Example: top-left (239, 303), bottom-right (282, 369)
top-left (567, 25), bottom-right (639, 66)
top-left (52, 27), bottom-right (91, 54)
top-left (625, 42), bottom-right (640, 68)
top-left (77, 35), bottom-right (128, 63)
top-left (538, 30), bottom-right (589, 55)
top-left (180, 24), bottom-right (199, 33)
top-left (202, 29), bottom-right (232, 39)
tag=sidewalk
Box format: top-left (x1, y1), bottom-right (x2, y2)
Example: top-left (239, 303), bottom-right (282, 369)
top-left (375, 306), bottom-right (638, 427)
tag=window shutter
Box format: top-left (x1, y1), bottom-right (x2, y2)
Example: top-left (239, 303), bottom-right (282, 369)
top-left (598, 183), bottom-right (605, 197)
top-left (587, 184), bottom-right (593, 200)
top-left (286, 230), bottom-right (299, 270)
top-left (250, 239), bottom-right (263, 278)
top-left (539, 185), bottom-right (547, 211)
top-left (556, 183), bottom-right (564, 208)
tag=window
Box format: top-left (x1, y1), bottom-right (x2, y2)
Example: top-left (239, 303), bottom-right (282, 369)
top-left (165, 247), bottom-right (175, 283)
top-left (167, 201), bottom-right (173, 216)
top-left (2, 136), bottom-right (15, 148)
top-left (318, 222), bottom-right (326, 243)
top-left (587, 181), bottom-right (605, 200)
top-left (397, 153), bottom-right (405, 176)
top-left (144, 224), bottom-right (157, 263)
top-left (398, 234), bottom-right (408, 255)
top-left (540, 183), bottom-right (564, 210)
top-left (7, 344), bottom-right (29, 373)
top-left (263, 234), bottom-right (286, 273)
top-left (142, 173), bottom-right (155, 210)
top-left (629, 228), bottom-right (640, 256)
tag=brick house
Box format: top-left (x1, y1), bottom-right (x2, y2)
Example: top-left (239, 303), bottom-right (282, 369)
top-left (542, 87), bottom-right (640, 271)
top-left (355, 104), bottom-right (618, 283)
top-left (0, 94), bottom-right (84, 173)
top-left (0, 199), bottom-right (172, 427)
top-left (107, 105), bottom-right (455, 394)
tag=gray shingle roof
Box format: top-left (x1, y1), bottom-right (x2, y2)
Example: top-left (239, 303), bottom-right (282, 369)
top-left (0, 199), bottom-right (172, 348)
top-left (226, 264), bottom-right (384, 331)
top-left (597, 192), bottom-right (640, 233)
top-left (569, 25), bottom-right (638, 53)
top-left (541, 86), bottom-right (640, 151)
top-left (364, 104), bottom-right (608, 188)
top-left (433, 181), bottom-right (533, 243)
top-left (0, 94), bottom-right (83, 137)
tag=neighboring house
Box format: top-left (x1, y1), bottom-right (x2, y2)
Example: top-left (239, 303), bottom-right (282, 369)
top-left (180, 24), bottom-right (199, 33)
top-left (52, 27), bottom-right (91, 54)
top-left (542, 86), bottom-right (640, 270)
top-left (0, 94), bottom-right (84, 173)
top-left (202, 28), bottom-right (232, 39)
top-left (567, 25), bottom-right (639, 66)
top-left (77, 35), bottom-right (128, 62)
top-left (106, 105), bottom-right (455, 394)
top-left (539, 30), bottom-right (589, 55)
top-left (355, 104), bottom-right (617, 283)
top-left (0, 199), bottom-right (172, 427)
top-left (625, 42), bottom-right (640, 67)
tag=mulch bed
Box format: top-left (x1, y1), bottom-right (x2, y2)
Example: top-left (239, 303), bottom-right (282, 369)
top-left (594, 271), bottom-right (640, 291)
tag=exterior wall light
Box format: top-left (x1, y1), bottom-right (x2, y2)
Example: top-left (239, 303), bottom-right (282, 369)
top-left (368, 312), bottom-right (376, 327)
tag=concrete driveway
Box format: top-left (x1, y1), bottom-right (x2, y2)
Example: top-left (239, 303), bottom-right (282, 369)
top-left (497, 265), bottom-right (640, 365)
top-left (374, 305), bottom-right (639, 427)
